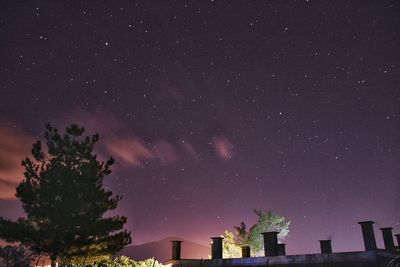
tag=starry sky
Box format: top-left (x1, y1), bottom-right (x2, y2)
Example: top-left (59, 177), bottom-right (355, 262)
top-left (0, 0), bottom-right (399, 255)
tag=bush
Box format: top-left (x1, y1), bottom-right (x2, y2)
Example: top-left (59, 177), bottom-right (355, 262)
top-left (63, 256), bottom-right (170, 267)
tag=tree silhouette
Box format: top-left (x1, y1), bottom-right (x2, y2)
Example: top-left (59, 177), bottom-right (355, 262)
top-left (0, 245), bottom-right (37, 267)
top-left (0, 124), bottom-right (131, 267)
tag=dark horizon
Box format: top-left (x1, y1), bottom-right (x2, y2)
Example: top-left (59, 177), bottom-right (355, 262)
top-left (0, 0), bottom-right (399, 256)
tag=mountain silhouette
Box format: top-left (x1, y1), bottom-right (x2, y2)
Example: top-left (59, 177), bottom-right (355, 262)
top-left (115, 237), bottom-right (210, 263)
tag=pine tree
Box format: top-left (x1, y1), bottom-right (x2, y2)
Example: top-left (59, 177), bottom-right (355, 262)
top-left (0, 124), bottom-right (131, 267)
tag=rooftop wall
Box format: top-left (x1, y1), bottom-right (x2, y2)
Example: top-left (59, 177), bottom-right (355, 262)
top-left (167, 250), bottom-right (398, 267)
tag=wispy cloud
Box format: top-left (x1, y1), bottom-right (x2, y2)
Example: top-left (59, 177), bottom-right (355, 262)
top-left (211, 136), bottom-right (234, 160)
top-left (64, 111), bottom-right (235, 164)
top-left (62, 110), bottom-right (180, 167)
top-left (152, 141), bottom-right (178, 164)
top-left (106, 137), bottom-right (155, 167)
top-left (0, 119), bottom-right (33, 199)
top-left (0, 112), bottom-right (234, 199)
top-left (156, 85), bottom-right (185, 101)
top-left (180, 140), bottom-right (200, 159)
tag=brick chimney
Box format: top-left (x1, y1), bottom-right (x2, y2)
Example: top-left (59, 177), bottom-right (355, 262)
top-left (358, 221), bottom-right (377, 250)
top-left (319, 240), bottom-right (332, 254)
top-left (211, 237), bottom-right (223, 259)
top-left (277, 243), bottom-right (286, 256)
top-left (380, 227), bottom-right (395, 250)
top-left (171, 240), bottom-right (183, 260)
top-left (395, 234), bottom-right (400, 248)
top-left (241, 246), bottom-right (250, 258)
top-left (262, 231), bottom-right (279, 256)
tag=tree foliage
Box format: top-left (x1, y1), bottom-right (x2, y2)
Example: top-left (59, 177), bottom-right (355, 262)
top-left (221, 230), bottom-right (241, 259)
top-left (0, 124), bottom-right (131, 266)
top-left (60, 250), bottom-right (111, 266)
top-left (222, 210), bottom-right (290, 257)
top-left (63, 256), bottom-right (169, 267)
top-left (0, 245), bottom-right (37, 267)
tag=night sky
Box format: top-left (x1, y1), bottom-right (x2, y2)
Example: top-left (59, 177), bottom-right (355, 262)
top-left (0, 0), bottom-right (399, 255)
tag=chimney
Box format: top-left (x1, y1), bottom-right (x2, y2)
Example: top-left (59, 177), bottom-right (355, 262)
top-left (211, 237), bottom-right (223, 259)
top-left (358, 221), bottom-right (377, 250)
top-left (171, 240), bottom-right (183, 260)
top-left (277, 243), bottom-right (286, 256)
top-left (319, 240), bottom-right (332, 254)
top-left (241, 246), bottom-right (250, 258)
top-left (380, 227), bottom-right (395, 250)
top-left (262, 231), bottom-right (279, 256)
top-left (395, 234), bottom-right (400, 248)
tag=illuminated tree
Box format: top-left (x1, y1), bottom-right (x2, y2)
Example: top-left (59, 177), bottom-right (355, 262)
top-left (223, 210), bottom-right (290, 257)
top-left (60, 251), bottom-right (110, 266)
top-left (0, 124), bottom-right (131, 267)
top-left (222, 230), bottom-right (241, 258)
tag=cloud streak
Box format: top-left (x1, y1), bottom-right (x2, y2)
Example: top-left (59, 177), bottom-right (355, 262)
top-left (0, 111), bottom-right (235, 199)
top-left (0, 119), bottom-right (33, 199)
top-left (62, 110), bottom-right (180, 167)
top-left (152, 141), bottom-right (178, 164)
top-left (180, 140), bottom-right (200, 159)
top-left (64, 110), bottom-right (236, 165)
top-left (211, 136), bottom-right (234, 160)
top-left (106, 137), bottom-right (155, 167)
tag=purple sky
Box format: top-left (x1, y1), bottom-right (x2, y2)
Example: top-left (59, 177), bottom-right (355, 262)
top-left (0, 0), bottom-right (399, 255)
